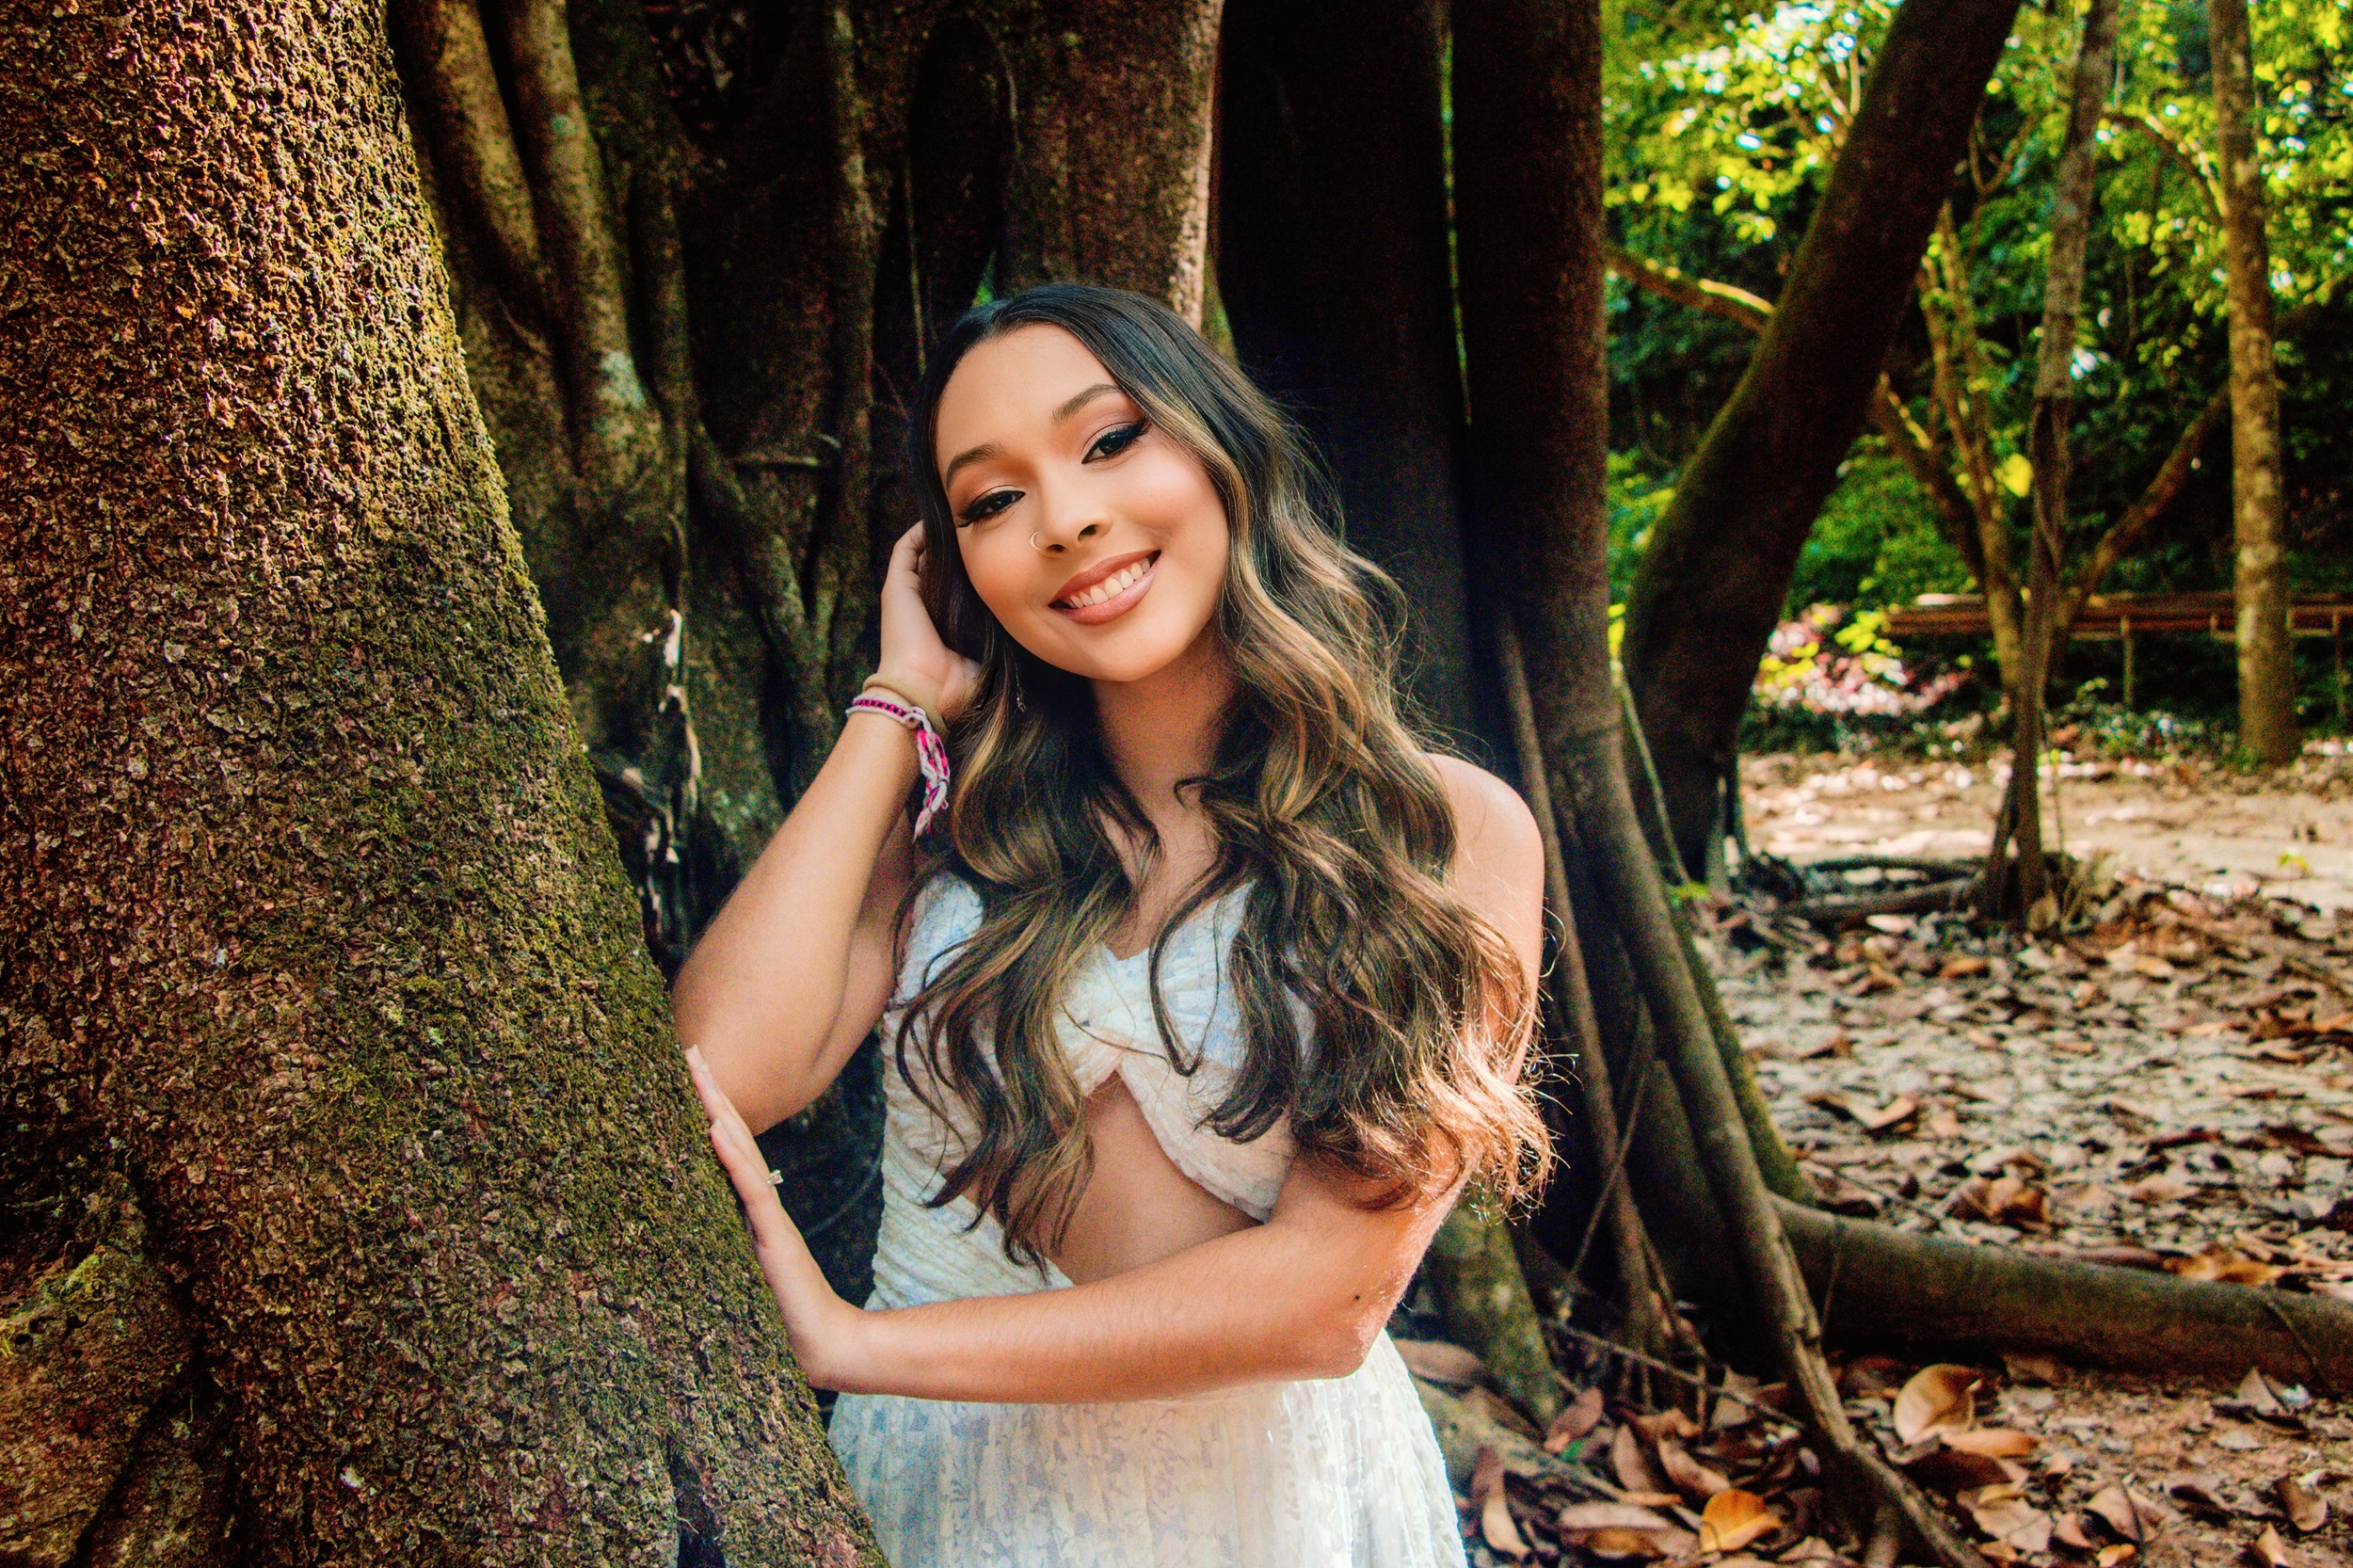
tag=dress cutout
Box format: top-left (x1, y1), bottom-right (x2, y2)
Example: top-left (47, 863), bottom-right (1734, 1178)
top-left (825, 875), bottom-right (1467, 1568)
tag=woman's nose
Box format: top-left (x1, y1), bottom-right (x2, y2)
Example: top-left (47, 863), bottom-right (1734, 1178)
top-left (1030, 506), bottom-right (1107, 555)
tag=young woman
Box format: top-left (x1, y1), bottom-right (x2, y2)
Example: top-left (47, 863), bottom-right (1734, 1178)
top-left (672, 284), bottom-right (1549, 1567)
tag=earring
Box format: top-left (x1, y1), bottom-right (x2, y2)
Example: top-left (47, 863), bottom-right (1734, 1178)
top-left (1013, 666), bottom-right (1028, 713)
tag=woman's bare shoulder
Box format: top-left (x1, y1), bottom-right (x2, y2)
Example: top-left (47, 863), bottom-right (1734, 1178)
top-left (1421, 754), bottom-right (1541, 886)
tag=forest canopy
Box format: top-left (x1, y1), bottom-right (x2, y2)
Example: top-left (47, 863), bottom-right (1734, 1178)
top-left (1607, 0), bottom-right (2351, 703)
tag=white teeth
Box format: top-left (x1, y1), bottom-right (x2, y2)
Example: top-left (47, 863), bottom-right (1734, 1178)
top-left (1064, 558), bottom-right (1150, 609)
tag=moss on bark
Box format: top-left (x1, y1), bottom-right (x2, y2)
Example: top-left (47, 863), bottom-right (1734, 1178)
top-left (0, 3), bottom-right (876, 1560)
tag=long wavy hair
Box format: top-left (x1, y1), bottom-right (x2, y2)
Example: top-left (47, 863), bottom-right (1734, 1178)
top-left (899, 283), bottom-right (1547, 1264)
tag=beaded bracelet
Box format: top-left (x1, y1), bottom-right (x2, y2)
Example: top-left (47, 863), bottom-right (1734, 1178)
top-left (847, 689), bottom-right (951, 839)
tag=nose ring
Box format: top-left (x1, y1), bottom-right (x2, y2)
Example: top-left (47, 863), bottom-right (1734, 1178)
top-left (1030, 531), bottom-right (1049, 554)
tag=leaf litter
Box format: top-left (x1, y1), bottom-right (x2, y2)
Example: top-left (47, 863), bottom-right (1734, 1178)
top-left (1399, 751), bottom-right (2353, 1564)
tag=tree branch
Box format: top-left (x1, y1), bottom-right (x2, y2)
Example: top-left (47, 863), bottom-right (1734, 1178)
top-left (1868, 378), bottom-right (1987, 584)
top-left (2059, 384), bottom-right (2228, 628)
top-left (2104, 109), bottom-right (2222, 220)
top-left (1604, 245), bottom-right (1773, 331)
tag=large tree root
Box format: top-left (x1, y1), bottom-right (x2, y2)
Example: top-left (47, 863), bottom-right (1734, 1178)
top-left (1429, 1204), bottom-right (1567, 1426)
top-left (1561, 723), bottom-right (1989, 1568)
top-left (1780, 1200), bottom-right (2353, 1390)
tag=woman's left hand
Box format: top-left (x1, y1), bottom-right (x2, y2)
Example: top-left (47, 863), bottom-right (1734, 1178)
top-left (685, 1046), bottom-right (866, 1387)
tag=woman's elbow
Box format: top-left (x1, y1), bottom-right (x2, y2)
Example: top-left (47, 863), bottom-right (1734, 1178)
top-left (1289, 1307), bottom-right (1385, 1381)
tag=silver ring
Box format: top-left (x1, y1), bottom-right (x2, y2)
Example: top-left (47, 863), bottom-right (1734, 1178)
top-left (1030, 530), bottom-right (1048, 553)
top-left (766, 1168), bottom-right (784, 1187)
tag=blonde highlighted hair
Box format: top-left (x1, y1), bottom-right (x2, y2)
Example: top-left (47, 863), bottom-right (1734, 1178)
top-left (902, 283), bottom-right (1548, 1263)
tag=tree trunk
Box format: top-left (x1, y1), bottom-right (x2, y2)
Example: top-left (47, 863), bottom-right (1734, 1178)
top-left (993, 0), bottom-right (1224, 322)
top-left (1992, 0), bottom-right (2122, 926)
top-left (2210, 0), bottom-right (2298, 765)
top-left (1216, 0), bottom-right (1480, 736)
top-left (1620, 0), bottom-right (2023, 874)
top-left (0, 4), bottom-right (876, 1560)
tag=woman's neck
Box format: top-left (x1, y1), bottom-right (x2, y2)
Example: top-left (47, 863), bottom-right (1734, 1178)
top-left (1090, 631), bottom-right (1236, 829)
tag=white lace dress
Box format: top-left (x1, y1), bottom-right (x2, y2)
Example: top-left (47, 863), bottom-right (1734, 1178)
top-left (826, 875), bottom-right (1466, 1568)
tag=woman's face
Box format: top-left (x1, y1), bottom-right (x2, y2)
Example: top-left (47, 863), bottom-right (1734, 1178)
top-left (933, 323), bottom-right (1230, 685)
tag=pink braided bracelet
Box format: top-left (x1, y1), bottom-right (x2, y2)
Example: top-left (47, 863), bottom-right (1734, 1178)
top-left (847, 690), bottom-right (951, 839)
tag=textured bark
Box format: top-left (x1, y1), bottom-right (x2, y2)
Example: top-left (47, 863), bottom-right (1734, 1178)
top-left (2210, 0), bottom-right (2297, 765)
top-left (0, 3), bottom-right (876, 1560)
top-left (1453, 0), bottom-right (1613, 753)
top-left (1427, 1206), bottom-right (1566, 1427)
top-left (993, 0), bottom-right (1224, 323)
top-left (1620, 0), bottom-right (2024, 873)
top-left (1216, 0), bottom-right (1478, 734)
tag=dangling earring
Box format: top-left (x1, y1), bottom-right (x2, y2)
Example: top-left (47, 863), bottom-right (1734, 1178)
top-left (1013, 665), bottom-right (1027, 713)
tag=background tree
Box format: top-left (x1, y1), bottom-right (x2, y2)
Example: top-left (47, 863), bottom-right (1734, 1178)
top-left (1617, 0), bottom-right (2023, 878)
top-left (0, 1), bottom-right (876, 1560)
top-left (2209, 0), bottom-right (2297, 763)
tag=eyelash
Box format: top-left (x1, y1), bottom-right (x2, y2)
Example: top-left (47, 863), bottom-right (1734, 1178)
top-left (955, 421), bottom-right (1148, 526)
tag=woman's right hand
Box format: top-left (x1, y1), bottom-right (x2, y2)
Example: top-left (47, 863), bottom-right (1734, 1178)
top-left (875, 522), bottom-right (982, 725)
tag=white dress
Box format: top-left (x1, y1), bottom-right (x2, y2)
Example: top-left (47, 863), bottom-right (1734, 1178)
top-left (826, 875), bottom-right (1467, 1568)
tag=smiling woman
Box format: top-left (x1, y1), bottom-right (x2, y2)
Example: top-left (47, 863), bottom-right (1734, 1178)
top-left (668, 284), bottom-right (1548, 1567)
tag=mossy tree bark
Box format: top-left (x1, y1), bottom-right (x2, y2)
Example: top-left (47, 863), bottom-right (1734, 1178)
top-left (2209, 0), bottom-right (2298, 766)
top-left (1617, 0), bottom-right (2023, 874)
top-left (0, 2), bottom-right (877, 1562)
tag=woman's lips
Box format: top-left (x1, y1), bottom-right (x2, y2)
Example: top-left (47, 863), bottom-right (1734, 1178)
top-left (1051, 552), bottom-right (1160, 625)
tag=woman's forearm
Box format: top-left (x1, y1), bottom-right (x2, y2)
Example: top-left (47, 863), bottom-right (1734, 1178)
top-left (670, 710), bottom-right (920, 1128)
top-left (815, 1218), bottom-right (1413, 1405)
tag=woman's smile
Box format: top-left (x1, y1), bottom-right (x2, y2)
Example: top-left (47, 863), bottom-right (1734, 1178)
top-left (1052, 550), bottom-right (1160, 623)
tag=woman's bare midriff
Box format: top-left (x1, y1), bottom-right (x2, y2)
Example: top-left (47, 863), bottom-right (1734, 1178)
top-left (1048, 1074), bottom-right (1258, 1282)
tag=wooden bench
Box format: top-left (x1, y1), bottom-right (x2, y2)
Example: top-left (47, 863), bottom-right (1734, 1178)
top-left (1881, 591), bottom-right (2353, 714)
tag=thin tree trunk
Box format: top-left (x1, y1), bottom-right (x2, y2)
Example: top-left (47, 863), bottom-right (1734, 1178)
top-left (1995, 0), bottom-right (2122, 924)
top-left (1620, 0), bottom-right (2023, 874)
top-left (2210, 0), bottom-right (2298, 764)
top-left (0, 5), bottom-right (876, 1558)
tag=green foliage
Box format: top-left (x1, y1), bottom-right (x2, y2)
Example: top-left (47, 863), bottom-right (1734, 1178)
top-left (1784, 454), bottom-right (1976, 614)
top-left (1607, 0), bottom-right (2353, 716)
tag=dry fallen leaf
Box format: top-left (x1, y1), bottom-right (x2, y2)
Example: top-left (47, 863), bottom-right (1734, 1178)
top-left (2096, 1545), bottom-right (2138, 1567)
top-left (2054, 1512), bottom-right (2096, 1549)
top-left (1470, 1445), bottom-right (1529, 1560)
top-left (1393, 1338), bottom-right (1486, 1387)
top-left (2087, 1483), bottom-right (2162, 1544)
top-left (1903, 1445), bottom-right (2021, 1492)
top-left (1944, 1427), bottom-right (2038, 1458)
top-left (1611, 1420), bottom-right (1669, 1495)
top-left (1698, 1488), bottom-right (1780, 1555)
top-left (1555, 1501), bottom-right (1695, 1559)
top-left (2168, 1248), bottom-right (2287, 1286)
top-left (2248, 1523), bottom-right (2292, 1566)
top-left (1968, 1495), bottom-right (2053, 1554)
top-left (2129, 1173), bottom-right (2200, 1204)
top-left (1655, 1435), bottom-right (1731, 1501)
top-left (1544, 1384), bottom-right (1604, 1452)
top-left (1941, 954), bottom-right (1991, 979)
top-left (2234, 1368), bottom-right (2289, 1417)
top-left (1893, 1363), bottom-right (1982, 1445)
top-left (1952, 1174), bottom-right (2052, 1229)
top-left (2276, 1473), bottom-right (2328, 1532)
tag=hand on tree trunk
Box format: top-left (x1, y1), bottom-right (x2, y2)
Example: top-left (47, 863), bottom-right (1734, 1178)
top-left (689, 1047), bottom-right (868, 1389)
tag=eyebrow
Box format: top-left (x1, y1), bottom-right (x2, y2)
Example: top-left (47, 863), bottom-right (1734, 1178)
top-left (939, 382), bottom-right (1126, 489)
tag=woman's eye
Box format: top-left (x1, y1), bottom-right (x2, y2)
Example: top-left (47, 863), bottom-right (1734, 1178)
top-left (1086, 422), bottom-right (1146, 460)
top-left (957, 489), bottom-right (1019, 526)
